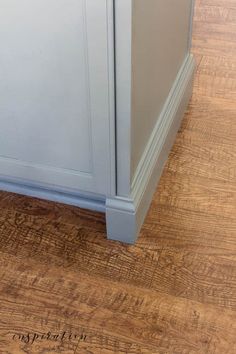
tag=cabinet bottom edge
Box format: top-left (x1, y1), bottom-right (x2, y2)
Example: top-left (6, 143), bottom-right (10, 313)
top-left (0, 179), bottom-right (106, 213)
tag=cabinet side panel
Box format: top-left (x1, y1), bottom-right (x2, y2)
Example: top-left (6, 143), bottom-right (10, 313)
top-left (131, 0), bottom-right (193, 177)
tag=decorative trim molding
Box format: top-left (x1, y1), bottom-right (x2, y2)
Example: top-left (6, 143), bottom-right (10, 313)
top-left (106, 54), bottom-right (196, 243)
top-left (0, 178), bottom-right (106, 213)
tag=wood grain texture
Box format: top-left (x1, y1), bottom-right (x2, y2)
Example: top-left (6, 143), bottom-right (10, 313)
top-left (0, 0), bottom-right (236, 353)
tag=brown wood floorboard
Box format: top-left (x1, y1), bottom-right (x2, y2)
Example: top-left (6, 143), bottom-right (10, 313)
top-left (0, 0), bottom-right (236, 353)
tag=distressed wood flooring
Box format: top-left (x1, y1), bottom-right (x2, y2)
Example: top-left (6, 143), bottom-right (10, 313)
top-left (0, 0), bottom-right (236, 353)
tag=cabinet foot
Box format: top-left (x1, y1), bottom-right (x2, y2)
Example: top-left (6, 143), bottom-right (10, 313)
top-left (106, 198), bottom-right (139, 244)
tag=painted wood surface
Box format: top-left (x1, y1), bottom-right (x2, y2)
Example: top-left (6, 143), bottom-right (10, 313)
top-left (0, 0), bottom-right (115, 195)
top-left (115, 0), bottom-right (195, 196)
top-left (131, 0), bottom-right (193, 178)
top-left (0, 0), bottom-right (195, 244)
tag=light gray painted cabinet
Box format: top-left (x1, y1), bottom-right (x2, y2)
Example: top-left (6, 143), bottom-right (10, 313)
top-left (0, 0), bottom-right (195, 243)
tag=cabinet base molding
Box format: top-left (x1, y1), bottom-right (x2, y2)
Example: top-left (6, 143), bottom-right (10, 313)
top-left (106, 54), bottom-right (195, 243)
top-left (0, 178), bottom-right (106, 213)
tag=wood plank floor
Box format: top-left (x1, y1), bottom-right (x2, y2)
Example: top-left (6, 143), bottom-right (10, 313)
top-left (0, 0), bottom-right (236, 353)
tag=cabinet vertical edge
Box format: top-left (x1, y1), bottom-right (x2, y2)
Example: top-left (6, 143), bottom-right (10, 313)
top-left (113, 0), bottom-right (133, 197)
top-left (106, 0), bottom-right (117, 197)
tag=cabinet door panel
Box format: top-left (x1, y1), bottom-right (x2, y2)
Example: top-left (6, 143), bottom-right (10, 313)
top-left (0, 0), bottom-right (114, 195)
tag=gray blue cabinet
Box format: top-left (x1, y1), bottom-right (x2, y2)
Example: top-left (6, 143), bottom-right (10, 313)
top-left (0, 0), bottom-right (195, 243)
